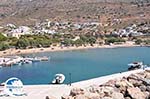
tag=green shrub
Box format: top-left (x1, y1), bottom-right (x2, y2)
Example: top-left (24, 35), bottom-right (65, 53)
top-left (0, 42), bottom-right (10, 51)
top-left (105, 37), bottom-right (125, 44)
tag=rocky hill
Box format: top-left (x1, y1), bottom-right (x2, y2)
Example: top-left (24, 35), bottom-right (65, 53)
top-left (0, 0), bottom-right (149, 26)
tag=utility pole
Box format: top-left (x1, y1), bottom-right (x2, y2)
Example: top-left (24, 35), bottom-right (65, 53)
top-left (69, 73), bottom-right (72, 86)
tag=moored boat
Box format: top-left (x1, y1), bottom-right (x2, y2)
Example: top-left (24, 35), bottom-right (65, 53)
top-left (13, 62), bottom-right (22, 66)
top-left (24, 60), bottom-right (32, 64)
top-left (0, 56), bottom-right (49, 66)
top-left (32, 57), bottom-right (41, 62)
top-left (52, 74), bottom-right (65, 84)
top-left (39, 56), bottom-right (49, 61)
top-left (128, 62), bottom-right (145, 70)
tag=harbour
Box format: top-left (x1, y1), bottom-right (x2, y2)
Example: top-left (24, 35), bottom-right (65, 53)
top-left (0, 46), bottom-right (150, 85)
top-left (0, 0), bottom-right (149, 98)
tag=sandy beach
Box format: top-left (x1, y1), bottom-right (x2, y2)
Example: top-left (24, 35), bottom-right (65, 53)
top-left (0, 41), bottom-right (139, 57)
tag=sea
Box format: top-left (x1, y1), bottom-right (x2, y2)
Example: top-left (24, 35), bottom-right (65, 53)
top-left (0, 47), bottom-right (150, 85)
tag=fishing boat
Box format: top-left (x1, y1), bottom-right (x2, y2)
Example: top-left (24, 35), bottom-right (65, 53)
top-left (52, 74), bottom-right (65, 84)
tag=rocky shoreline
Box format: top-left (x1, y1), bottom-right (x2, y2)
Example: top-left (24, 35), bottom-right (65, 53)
top-left (62, 70), bottom-right (150, 99)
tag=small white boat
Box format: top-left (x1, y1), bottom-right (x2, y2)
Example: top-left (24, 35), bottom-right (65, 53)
top-left (25, 60), bottom-right (32, 64)
top-left (23, 59), bottom-right (32, 64)
top-left (24, 57), bottom-right (41, 62)
top-left (5, 61), bottom-right (14, 66)
top-left (32, 57), bottom-right (41, 62)
top-left (40, 56), bottom-right (49, 61)
top-left (52, 74), bottom-right (65, 84)
top-left (128, 62), bottom-right (145, 70)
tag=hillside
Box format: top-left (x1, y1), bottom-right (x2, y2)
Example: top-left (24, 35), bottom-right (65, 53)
top-left (0, 0), bottom-right (149, 26)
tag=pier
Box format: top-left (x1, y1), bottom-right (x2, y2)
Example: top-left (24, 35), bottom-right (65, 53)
top-left (0, 56), bottom-right (49, 67)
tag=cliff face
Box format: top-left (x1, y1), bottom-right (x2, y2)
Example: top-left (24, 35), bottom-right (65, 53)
top-left (0, 0), bottom-right (149, 25)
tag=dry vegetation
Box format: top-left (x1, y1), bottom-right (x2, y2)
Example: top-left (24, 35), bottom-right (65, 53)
top-left (0, 0), bottom-right (149, 30)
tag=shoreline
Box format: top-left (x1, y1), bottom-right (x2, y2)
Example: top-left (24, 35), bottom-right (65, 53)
top-left (0, 68), bottom-right (149, 99)
top-left (0, 42), bottom-right (141, 57)
top-left (72, 68), bottom-right (145, 88)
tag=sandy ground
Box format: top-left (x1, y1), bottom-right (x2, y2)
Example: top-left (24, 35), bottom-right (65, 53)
top-left (0, 68), bottom-right (148, 99)
top-left (0, 85), bottom-right (72, 99)
top-left (0, 41), bottom-right (139, 57)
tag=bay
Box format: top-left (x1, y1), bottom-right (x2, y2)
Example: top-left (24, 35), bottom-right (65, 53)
top-left (0, 47), bottom-right (149, 85)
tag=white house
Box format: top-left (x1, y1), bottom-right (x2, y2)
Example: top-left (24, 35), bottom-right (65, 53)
top-left (41, 28), bottom-right (56, 34)
top-left (6, 23), bottom-right (16, 29)
top-left (7, 26), bottom-right (32, 38)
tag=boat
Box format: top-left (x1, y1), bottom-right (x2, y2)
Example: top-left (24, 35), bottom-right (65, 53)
top-left (21, 59), bottom-right (32, 64)
top-left (52, 74), bottom-right (65, 84)
top-left (32, 57), bottom-right (41, 62)
top-left (128, 62), bottom-right (145, 70)
top-left (13, 62), bottom-right (22, 66)
top-left (24, 60), bottom-right (32, 64)
top-left (5, 60), bottom-right (14, 67)
top-left (0, 56), bottom-right (49, 67)
top-left (40, 56), bottom-right (49, 61)
top-left (32, 56), bottom-right (49, 62)
top-left (24, 57), bottom-right (41, 62)
top-left (0, 66), bottom-right (2, 69)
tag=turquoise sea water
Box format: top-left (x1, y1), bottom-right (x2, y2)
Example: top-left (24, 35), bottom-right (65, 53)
top-left (0, 47), bottom-right (150, 85)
